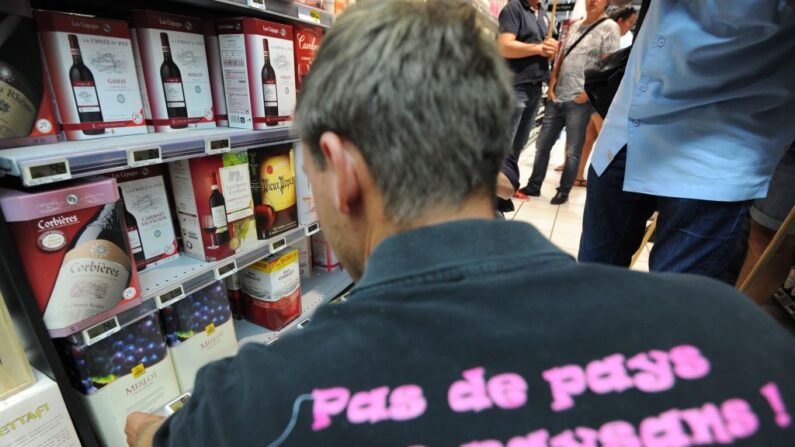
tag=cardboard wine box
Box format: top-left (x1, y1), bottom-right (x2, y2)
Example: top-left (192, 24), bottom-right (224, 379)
top-left (203, 21), bottom-right (228, 127)
top-left (0, 293), bottom-right (34, 401)
top-left (112, 166), bottom-right (179, 272)
top-left (224, 273), bottom-right (245, 320)
top-left (312, 232), bottom-right (341, 272)
top-left (0, 2), bottom-right (60, 148)
top-left (160, 281), bottom-right (238, 391)
top-left (240, 249), bottom-right (302, 331)
top-left (169, 153), bottom-right (257, 262)
top-left (55, 313), bottom-right (180, 447)
top-left (293, 23), bottom-right (322, 92)
top-left (296, 237), bottom-right (313, 280)
top-left (249, 144), bottom-right (298, 239)
top-left (0, 369), bottom-right (80, 447)
top-left (130, 11), bottom-right (216, 132)
top-left (294, 142), bottom-right (317, 226)
top-left (35, 11), bottom-right (147, 140)
top-left (0, 178), bottom-right (142, 337)
top-left (216, 18), bottom-right (296, 129)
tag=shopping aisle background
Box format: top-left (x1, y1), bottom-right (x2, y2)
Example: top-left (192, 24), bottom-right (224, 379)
top-left (506, 129), bottom-right (651, 272)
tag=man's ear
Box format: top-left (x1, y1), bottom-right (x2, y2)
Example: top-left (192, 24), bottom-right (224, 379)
top-left (318, 132), bottom-right (361, 214)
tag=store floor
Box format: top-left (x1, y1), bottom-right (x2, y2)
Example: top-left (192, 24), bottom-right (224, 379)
top-left (506, 129), bottom-right (651, 272)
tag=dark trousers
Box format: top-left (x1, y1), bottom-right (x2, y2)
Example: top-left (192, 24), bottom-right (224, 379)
top-left (578, 148), bottom-right (751, 280)
top-left (526, 100), bottom-right (593, 194)
top-left (510, 83), bottom-right (543, 158)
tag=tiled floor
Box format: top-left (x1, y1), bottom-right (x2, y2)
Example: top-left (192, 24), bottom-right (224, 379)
top-left (505, 129), bottom-right (651, 272)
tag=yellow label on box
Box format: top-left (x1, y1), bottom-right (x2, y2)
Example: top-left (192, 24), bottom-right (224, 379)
top-left (251, 249), bottom-right (299, 273)
top-left (131, 364), bottom-right (146, 379)
top-left (205, 323), bottom-right (216, 335)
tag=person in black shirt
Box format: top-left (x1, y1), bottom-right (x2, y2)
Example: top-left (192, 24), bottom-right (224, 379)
top-left (127, 1), bottom-right (795, 446)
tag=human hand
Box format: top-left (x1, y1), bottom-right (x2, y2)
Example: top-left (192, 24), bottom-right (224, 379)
top-left (125, 412), bottom-right (165, 447)
top-left (541, 38), bottom-right (559, 58)
top-left (547, 89), bottom-right (557, 102)
top-left (574, 91), bottom-right (589, 104)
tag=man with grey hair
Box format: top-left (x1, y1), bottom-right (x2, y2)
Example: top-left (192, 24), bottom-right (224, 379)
top-left (127, 1), bottom-right (795, 446)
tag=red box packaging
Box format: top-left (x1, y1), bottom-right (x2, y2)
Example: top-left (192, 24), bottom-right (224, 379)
top-left (168, 153), bottom-right (257, 262)
top-left (248, 144), bottom-right (298, 239)
top-left (312, 231), bottom-right (341, 272)
top-left (35, 11), bottom-right (148, 140)
top-left (293, 24), bottom-right (322, 92)
top-left (216, 18), bottom-right (296, 129)
top-left (0, 3), bottom-right (60, 148)
top-left (203, 21), bottom-right (228, 127)
top-left (0, 178), bottom-right (142, 337)
top-left (240, 249), bottom-right (301, 331)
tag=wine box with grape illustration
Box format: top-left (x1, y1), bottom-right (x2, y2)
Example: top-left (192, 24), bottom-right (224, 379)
top-left (203, 21), bottom-right (228, 127)
top-left (216, 18), bottom-right (296, 129)
top-left (169, 153), bottom-right (257, 262)
top-left (0, 178), bottom-right (142, 337)
top-left (35, 11), bottom-right (148, 141)
top-left (0, 4), bottom-right (60, 149)
top-left (312, 232), bottom-right (341, 272)
top-left (55, 313), bottom-right (180, 447)
top-left (160, 281), bottom-right (238, 391)
top-left (294, 142), bottom-right (318, 226)
top-left (0, 369), bottom-right (81, 447)
top-left (130, 11), bottom-right (216, 132)
top-left (112, 166), bottom-right (179, 272)
top-left (240, 249), bottom-right (302, 331)
top-left (0, 291), bottom-right (34, 401)
top-left (248, 144), bottom-right (298, 239)
top-left (293, 23), bottom-right (322, 92)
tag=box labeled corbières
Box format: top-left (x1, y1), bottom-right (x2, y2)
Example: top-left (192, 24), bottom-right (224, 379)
top-left (294, 142), bottom-right (317, 225)
top-left (169, 153), bottom-right (257, 262)
top-left (216, 18), bottom-right (296, 129)
top-left (240, 249), bottom-right (302, 331)
top-left (293, 23), bottom-right (322, 92)
top-left (35, 11), bottom-right (147, 140)
top-left (312, 231), bottom-right (341, 272)
top-left (160, 281), bottom-right (238, 391)
top-left (0, 178), bottom-right (142, 337)
top-left (130, 11), bottom-right (215, 132)
top-left (249, 144), bottom-right (298, 239)
top-left (55, 313), bottom-right (180, 447)
top-left (0, 370), bottom-right (81, 447)
top-left (203, 21), bottom-right (228, 127)
top-left (112, 166), bottom-right (179, 272)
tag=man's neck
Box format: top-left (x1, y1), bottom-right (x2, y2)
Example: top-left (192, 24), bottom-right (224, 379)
top-left (525, 0), bottom-right (540, 11)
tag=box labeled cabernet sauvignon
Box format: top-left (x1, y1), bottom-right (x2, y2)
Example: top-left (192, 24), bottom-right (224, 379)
top-left (249, 144), bottom-right (298, 239)
top-left (203, 21), bottom-right (228, 127)
top-left (112, 166), bottom-right (179, 272)
top-left (0, 178), bottom-right (142, 337)
top-left (160, 281), bottom-right (238, 391)
top-left (217, 18), bottom-right (296, 129)
top-left (55, 313), bottom-right (180, 447)
top-left (169, 153), bottom-right (257, 262)
top-left (35, 11), bottom-right (147, 140)
top-left (130, 11), bottom-right (215, 132)
top-left (240, 249), bottom-right (302, 330)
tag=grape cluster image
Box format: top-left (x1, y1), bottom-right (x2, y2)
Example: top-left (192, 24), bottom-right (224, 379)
top-left (161, 281), bottom-right (232, 346)
top-left (57, 314), bottom-right (168, 395)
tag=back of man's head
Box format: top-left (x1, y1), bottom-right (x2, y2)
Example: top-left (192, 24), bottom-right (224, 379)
top-left (295, 0), bottom-right (514, 225)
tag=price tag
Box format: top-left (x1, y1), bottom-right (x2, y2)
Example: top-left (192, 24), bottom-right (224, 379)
top-left (164, 393), bottom-right (191, 415)
top-left (82, 316), bottom-right (121, 346)
top-left (248, 0), bottom-right (266, 9)
top-left (205, 137), bottom-right (231, 155)
top-left (127, 146), bottom-right (162, 168)
top-left (297, 5), bottom-right (322, 24)
top-left (304, 222), bottom-right (320, 236)
top-left (297, 318), bottom-right (311, 329)
top-left (214, 260), bottom-right (238, 280)
top-left (269, 237), bottom-right (287, 254)
top-left (22, 159), bottom-right (71, 187)
top-left (155, 285), bottom-right (185, 309)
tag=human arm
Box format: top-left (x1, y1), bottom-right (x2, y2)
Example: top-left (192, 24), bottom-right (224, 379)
top-left (499, 33), bottom-right (559, 59)
top-left (125, 413), bottom-right (165, 447)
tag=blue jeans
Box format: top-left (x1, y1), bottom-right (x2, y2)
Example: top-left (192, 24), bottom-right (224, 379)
top-left (526, 100), bottom-right (593, 194)
top-left (510, 83), bottom-right (543, 158)
top-left (578, 148), bottom-right (751, 280)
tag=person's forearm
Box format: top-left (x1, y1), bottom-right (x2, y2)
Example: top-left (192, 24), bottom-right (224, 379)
top-left (500, 41), bottom-right (543, 59)
top-left (497, 173), bottom-right (517, 200)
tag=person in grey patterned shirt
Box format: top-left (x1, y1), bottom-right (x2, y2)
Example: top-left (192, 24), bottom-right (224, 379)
top-left (519, 0), bottom-right (619, 205)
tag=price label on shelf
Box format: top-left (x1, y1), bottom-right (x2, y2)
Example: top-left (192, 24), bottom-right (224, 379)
top-left (127, 146), bottom-right (162, 168)
top-left (214, 259), bottom-right (238, 280)
top-left (205, 136), bottom-right (232, 155)
top-left (304, 222), bottom-right (320, 236)
top-left (155, 285), bottom-right (186, 309)
top-left (82, 316), bottom-right (121, 346)
top-left (21, 159), bottom-right (72, 187)
top-left (247, 0), bottom-right (266, 10)
top-left (297, 5), bottom-right (322, 25)
top-left (269, 237), bottom-right (287, 254)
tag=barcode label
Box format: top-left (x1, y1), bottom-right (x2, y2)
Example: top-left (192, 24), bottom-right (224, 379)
top-left (229, 114), bottom-right (249, 125)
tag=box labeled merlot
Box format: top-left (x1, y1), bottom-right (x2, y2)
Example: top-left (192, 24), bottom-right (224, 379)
top-left (241, 249), bottom-right (302, 330)
top-left (0, 293), bottom-right (34, 401)
top-left (130, 11), bottom-right (215, 132)
top-left (293, 23), bottom-right (322, 92)
top-left (160, 281), bottom-right (238, 391)
top-left (312, 232), bottom-right (341, 272)
top-left (55, 313), bottom-right (180, 447)
top-left (217, 18), bottom-right (296, 129)
top-left (0, 178), bottom-right (142, 337)
top-left (203, 21), bottom-right (228, 127)
top-left (249, 144), bottom-right (298, 239)
top-left (35, 11), bottom-right (147, 140)
top-left (169, 153), bottom-right (257, 262)
top-left (294, 142), bottom-right (317, 225)
top-left (112, 166), bottom-right (179, 272)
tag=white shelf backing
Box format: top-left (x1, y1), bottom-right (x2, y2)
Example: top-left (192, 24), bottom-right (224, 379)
top-left (235, 268), bottom-right (353, 346)
top-left (0, 127), bottom-right (297, 186)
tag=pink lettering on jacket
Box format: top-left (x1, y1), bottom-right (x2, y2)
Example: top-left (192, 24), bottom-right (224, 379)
top-left (312, 387), bottom-right (350, 431)
top-left (347, 386), bottom-right (390, 424)
top-left (638, 409), bottom-right (690, 447)
top-left (721, 398), bottom-right (760, 438)
top-left (506, 430), bottom-right (549, 447)
top-left (598, 421), bottom-right (641, 447)
top-left (389, 385), bottom-right (427, 421)
top-left (449, 367), bottom-right (529, 412)
top-left (585, 354), bottom-right (634, 395)
top-left (543, 365), bottom-right (587, 411)
top-left (680, 403), bottom-right (732, 444)
top-left (626, 351), bottom-right (675, 393)
top-left (760, 382), bottom-right (791, 428)
top-left (669, 345), bottom-right (710, 380)
top-left (549, 427), bottom-right (598, 447)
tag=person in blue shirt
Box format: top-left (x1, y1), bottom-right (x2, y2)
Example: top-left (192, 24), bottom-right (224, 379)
top-left (579, 0), bottom-right (795, 280)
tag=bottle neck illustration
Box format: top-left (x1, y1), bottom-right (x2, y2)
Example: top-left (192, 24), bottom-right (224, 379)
top-left (68, 34), bottom-right (83, 65)
top-left (161, 33), bottom-right (173, 63)
top-left (263, 39), bottom-right (270, 65)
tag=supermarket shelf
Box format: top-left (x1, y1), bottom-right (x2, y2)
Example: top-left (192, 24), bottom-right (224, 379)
top-left (176, 0), bottom-right (333, 28)
top-left (235, 268), bottom-right (353, 346)
top-left (0, 127), bottom-right (298, 187)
